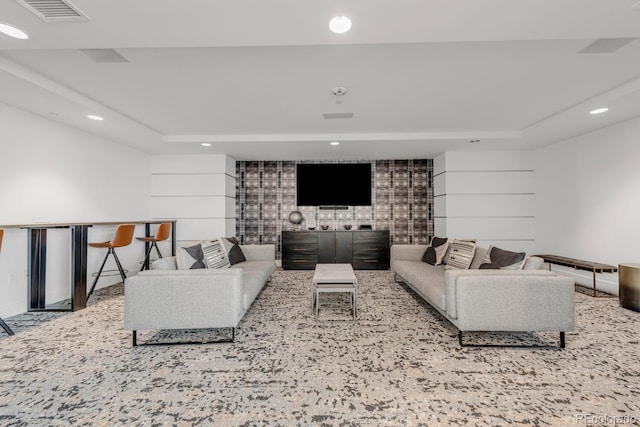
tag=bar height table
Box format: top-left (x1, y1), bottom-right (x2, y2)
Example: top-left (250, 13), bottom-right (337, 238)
top-left (0, 220), bottom-right (176, 312)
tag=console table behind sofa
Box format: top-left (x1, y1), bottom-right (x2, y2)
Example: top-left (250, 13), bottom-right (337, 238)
top-left (534, 254), bottom-right (617, 297)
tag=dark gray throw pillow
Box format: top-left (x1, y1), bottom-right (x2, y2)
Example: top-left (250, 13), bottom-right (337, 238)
top-left (479, 262), bottom-right (500, 269)
top-left (422, 236), bottom-right (448, 265)
top-left (480, 246), bottom-right (526, 270)
top-left (222, 237), bottom-right (246, 265)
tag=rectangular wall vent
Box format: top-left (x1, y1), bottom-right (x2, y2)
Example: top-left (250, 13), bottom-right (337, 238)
top-left (16, 0), bottom-right (90, 22)
top-left (323, 112), bottom-right (354, 119)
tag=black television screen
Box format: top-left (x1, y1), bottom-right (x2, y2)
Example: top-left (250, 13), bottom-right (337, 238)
top-left (296, 163), bottom-right (372, 206)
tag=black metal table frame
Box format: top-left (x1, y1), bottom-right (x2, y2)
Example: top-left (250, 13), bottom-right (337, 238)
top-left (20, 220), bottom-right (176, 312)
top-left (534, 254), bottom-right (617, 298)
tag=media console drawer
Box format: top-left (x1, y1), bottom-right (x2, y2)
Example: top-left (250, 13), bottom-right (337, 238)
top-left (282, 230), bottom-right (389, 270)
top-left (282, 231), bottom-right (318, 270)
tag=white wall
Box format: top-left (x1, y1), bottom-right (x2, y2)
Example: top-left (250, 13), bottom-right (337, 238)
top-left (0, 103), bottom-right (151, 317)
top-left (535, 117), bottom-right (640, 294)
top-left (434, 151), bottom-right (536, 253)
top-left (150, 154), bottom-right (236, 252)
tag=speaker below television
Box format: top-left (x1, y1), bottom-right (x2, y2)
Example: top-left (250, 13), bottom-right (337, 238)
top-left (319, 206), bottom-right (348, 210)
top-left (359, 224), bottom-right (372, 230)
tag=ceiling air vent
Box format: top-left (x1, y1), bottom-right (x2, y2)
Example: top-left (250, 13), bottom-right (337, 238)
top-left (323, 112), bottom-right (354, 119)
top-left (578, 38), bottom-right (635, 54)
top-left (79, 49), bottom-right (129, 63)
top-left (16, 0), bottom-right (90, 22)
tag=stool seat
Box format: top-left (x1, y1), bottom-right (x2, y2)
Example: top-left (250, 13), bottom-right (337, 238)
top-left (137, 222), bottom-right (171, 271)
top-left (88, 240), bottom-right (131, 249)
top-left (87, 224), bottom-right (136, 300)
top-left (135, 236), bottom-right (157, 243)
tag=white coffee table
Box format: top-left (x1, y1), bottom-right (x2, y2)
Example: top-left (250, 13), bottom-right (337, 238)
top-left (312, 263), bottom-right (358, 320)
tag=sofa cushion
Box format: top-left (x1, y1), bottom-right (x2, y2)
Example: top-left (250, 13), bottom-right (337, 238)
top-left (151, 256), bottom-right (178, 270)
top-left (422, 236), bottom-right (448, 265)
top-left (230, 260), bottom-right (277, 309)
top-left (176, 244), bottom-right (206, 270)
top-left (523, 256), bottom-right (545, 270)
top-left (231, 260), bottom-right (276, 283)
top-left (394, 260), bottom-right (446, 312)
top-left (479, 246), bottom-right (526, 270)
top-left (445, 240), bottom-right (476, 270)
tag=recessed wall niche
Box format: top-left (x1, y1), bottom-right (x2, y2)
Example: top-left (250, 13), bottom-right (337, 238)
top-left (235, 159), bottom-right (433, 260)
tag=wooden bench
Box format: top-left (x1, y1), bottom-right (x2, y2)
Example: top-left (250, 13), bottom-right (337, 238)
top-left (534, 254), bottom-right (617, 297)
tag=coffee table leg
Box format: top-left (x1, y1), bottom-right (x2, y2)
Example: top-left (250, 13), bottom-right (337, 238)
top-left (353, 288), bottom-right (357, 320)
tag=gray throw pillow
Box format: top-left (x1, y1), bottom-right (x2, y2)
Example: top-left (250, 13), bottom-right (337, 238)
top-left (422, 236), bottom-right (448, 265)
top-left (176, 244), bottom-right (206, 270)
top-left (222, 237), bottom-right (246, 265)
top-left (479, 246), bottom-right (526, 270)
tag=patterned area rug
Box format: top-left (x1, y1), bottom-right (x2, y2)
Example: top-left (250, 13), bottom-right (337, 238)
top-left (1, 270), bottom-right (639, 426)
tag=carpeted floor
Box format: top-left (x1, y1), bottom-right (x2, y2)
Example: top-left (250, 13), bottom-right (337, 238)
top-left (0, 270), bottom-right (639, 426)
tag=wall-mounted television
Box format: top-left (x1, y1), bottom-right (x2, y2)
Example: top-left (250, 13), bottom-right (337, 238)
top-left (296, 163), bottom-right (372, 206)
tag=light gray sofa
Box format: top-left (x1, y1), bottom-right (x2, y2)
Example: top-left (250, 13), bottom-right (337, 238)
top-left (391, 245), bottom-right (575, 348)
top-left (124, 244), bottom-right (276, 346)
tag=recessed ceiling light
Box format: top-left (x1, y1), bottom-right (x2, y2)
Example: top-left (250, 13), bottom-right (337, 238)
top-left (0, 23), bottom-right (29, 40)
top-left (87, 114), bottom-right (103, 121)
top-left (329, 16), bottom-right (352, 34)
top-left (590, 107), bottom-right (609, 115)
top-left (201, 143), bottom-right (212, 147)
top-left (330, 141), bottom-right (340, 146)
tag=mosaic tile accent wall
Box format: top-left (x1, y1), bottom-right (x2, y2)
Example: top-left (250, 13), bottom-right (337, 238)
top-left (236, 160), bottom-right (433, 260)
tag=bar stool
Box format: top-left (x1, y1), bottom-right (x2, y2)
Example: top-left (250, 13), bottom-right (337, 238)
top-left (0, 229), bottom-right (15, 336)
top-left (137, 222), bottom-right (171, 271)
top-left (87, 224), bottom-right (136, 301)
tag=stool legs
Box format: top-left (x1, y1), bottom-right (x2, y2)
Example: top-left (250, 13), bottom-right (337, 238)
top-left (87, 248), bottom-right (127, 300)
top-left (154, 242), bottom-right (163, 259)
top-left (140, 241), bottom-right (163, 271)
top-left (0, 317), bottom-right (14, 336)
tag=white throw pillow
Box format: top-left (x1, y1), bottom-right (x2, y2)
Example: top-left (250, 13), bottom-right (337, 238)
top-left (444, 240), bottom-right (477, 270)
top-left (202, 239), bottom-right (231, 269)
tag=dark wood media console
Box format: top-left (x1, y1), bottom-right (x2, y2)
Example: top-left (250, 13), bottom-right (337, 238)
top-left (282, 230), bottom-right (390, 270)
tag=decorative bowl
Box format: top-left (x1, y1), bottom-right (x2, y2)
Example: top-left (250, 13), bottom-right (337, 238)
top-left (288, 210), bottom-right (304, 225)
